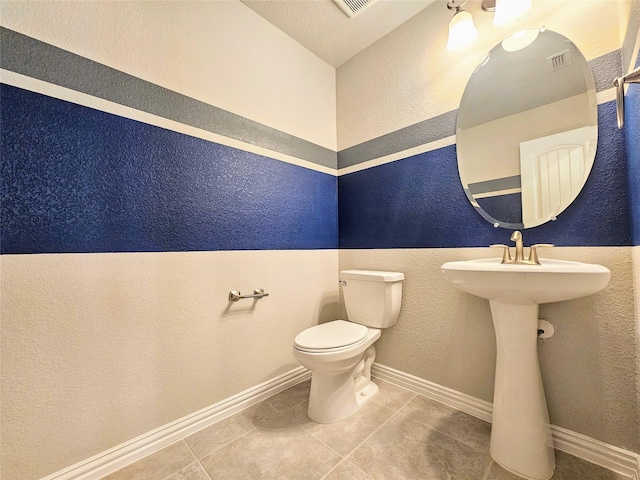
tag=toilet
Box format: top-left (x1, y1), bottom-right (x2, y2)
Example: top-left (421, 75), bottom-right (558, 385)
top-left (293, 270), bottom-right (404, 423)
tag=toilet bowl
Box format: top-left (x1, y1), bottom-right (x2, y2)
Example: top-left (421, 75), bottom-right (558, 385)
top-left (293, 320), bottom-right (380, 423)
top-left (293, 270), bottom-right (404, 424)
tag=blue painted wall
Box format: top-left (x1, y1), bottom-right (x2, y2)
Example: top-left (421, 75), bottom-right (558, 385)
top-left (1, 85), bottom-right (338, 254)
top-left (1, 84), bottom-right (631, 254)
top-left (626, 56), bottom-right (640, 246)
top-left (339, 101), bottom-right (631, 248)
top-left (0, 34), bottom-right (633, 254)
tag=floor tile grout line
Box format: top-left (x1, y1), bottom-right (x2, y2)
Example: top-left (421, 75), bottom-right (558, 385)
top-left (191, 393), bottom-right (317, 467)
top-left (289, 400), bottom-right (400, 471)
top-left (179, 440), bottom-right (215, 480)
top-left (397, 393), bottom-right (494, 457)
top-left (185, 387), bottom-right (315, 470)
top-left (371, 378), bottom-right (419, 407)
top-left (182, 437), bottom-right (199, 460)
top-left (197, 460), bottom-right (215, 480)
top-left (265, 387), bottom-right (362, 464)
top-left (130, 439), bottom-right (198, 480)
top-left (319, 458), bottom-right (374, 480)
top-left (102, 379), bottom-right (630, 480)
top-left (303, 425), bottom-right (350, 460)
top-left (184, 400), bottom-right (284, 461)
top-left (271, 397), bottom-right (309, 417)
top-left (338, 408), bottom-right (404, 462)
top-left (263, 380), bottom-right (311, 414)
top-left (482, 459), bottom-right (497, 480)
top-left (318, 386), bottom-right (424, 460)
top-left (307, 409), bottom-right (395, 480)
top-left (378, 410), bottom-right (495, 479)
top-left (373, 390), bottom-right (418, 412)
top-left (195, 424), bottom-right (263, 462)
top-left (395, 407), bottom-right (494, 460)
top-left (156, 459), bottom-right (213, 480)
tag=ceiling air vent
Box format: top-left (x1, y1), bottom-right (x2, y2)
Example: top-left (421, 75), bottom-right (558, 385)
top-left (547, 49), bottom-right (573, 72)
top-left (332, 0), bottom-right (377, 18)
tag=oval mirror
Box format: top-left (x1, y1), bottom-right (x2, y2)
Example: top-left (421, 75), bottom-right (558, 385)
top-left (456, 28), bottom-right (598, 229)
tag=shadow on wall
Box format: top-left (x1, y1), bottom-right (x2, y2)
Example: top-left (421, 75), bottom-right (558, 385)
top-left (443, 293), bottom-right (496, 400)
top-left (317, 293), bottom-right (340, 325)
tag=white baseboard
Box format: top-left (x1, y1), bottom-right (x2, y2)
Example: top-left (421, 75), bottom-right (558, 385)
top-left (371, 362), bottom-right (494, 423)
top-left (40, 363), bottom-right (639, 480)
top-left (40, 367), bottom-right (311, 480)
top-left (372, 363), bottom-right (640, 480)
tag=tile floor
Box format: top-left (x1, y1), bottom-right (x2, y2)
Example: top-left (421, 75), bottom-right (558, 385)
top-left (102, 379), bottom-right (628, 480)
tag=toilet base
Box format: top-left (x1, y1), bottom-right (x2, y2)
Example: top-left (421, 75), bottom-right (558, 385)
top-left (307, 346), bottom-right (378, 423)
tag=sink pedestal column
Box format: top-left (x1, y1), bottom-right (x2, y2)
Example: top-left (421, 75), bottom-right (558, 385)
top-left (489, 301), bottom-right (555, 480)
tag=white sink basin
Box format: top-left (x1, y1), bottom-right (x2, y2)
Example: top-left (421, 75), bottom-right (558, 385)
top-left (441, 257), bottom-right (610, 479)
top-left (441, 257), bottom-right (610, 305)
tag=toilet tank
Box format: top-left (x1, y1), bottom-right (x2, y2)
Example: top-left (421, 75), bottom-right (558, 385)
top-left (340, 270), bottom-right (404, 328)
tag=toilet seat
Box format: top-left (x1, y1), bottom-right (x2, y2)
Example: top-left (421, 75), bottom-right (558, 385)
top-left (294, 320), bottom-right (368, 353)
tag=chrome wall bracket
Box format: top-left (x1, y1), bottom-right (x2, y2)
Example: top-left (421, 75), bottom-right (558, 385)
top-left (615, 66), bottom-right (640, 129)
top-left (229, 288), bottom-right (269, 302)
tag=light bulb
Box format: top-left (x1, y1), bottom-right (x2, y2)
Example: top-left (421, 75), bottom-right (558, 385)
top-left (447, 9), bottom-right (479, 52)
top-left (493, 0), bottom-right (532, 27)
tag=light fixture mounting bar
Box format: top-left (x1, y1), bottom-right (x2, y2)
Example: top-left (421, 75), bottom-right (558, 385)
top-left (481, 0), bottom-right (496, 12)
top-left (447, 0), bottom-right (470, 11)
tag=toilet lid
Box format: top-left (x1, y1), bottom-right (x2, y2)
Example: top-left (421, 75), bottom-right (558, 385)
top-left (294, 320), bottom-right (368, 351)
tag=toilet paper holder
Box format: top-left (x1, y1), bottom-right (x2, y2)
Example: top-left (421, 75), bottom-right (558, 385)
top-left (229, 288), bottom-right (269, 302)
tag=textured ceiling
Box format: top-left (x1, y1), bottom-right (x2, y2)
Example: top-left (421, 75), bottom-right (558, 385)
top-left (240, 0), bottom-right (435, 67)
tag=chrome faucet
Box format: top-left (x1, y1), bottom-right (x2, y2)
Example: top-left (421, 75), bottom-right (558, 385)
top-left (491, 231), bottom-right (554, 265)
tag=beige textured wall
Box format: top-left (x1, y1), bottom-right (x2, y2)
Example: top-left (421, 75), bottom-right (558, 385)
top-left (2, 251), bottom-right (339, 479)
top-left (0, 2), bottom-right (338, 479)
top-left (336, 0), bottom-right (639, 454)
top-left (339, 247), bottom-right (639, 451)
top-left (2, 2), bottom-right (639, 480)
top-left (337, 0), bottom-right (630, 150)
top-left (0, 0), bottom-right (337, 150)
top-left (634, 246), bottom-right (640, 445)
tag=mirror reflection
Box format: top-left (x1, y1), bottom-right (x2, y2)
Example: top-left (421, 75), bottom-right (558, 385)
top-left (456, 28), bottom-right (598, 229)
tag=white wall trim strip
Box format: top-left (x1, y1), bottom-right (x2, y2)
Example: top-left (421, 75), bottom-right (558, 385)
top-left (338, 86), bottom-right (618, 176)
top-left (597, 86), bottom-right (617, 104)
top-left (38, 367), bottom-right (311, 480)
top-left (372, 363), bottom-right (640, 480)
top-left (2, 70), bottom-right (619, 181)
top-left (337, 135), bottom-right (456, 177)
top-left (0, 69), bottom-right (336, 177)
top-left (0, 27), bottom-right (337, 170)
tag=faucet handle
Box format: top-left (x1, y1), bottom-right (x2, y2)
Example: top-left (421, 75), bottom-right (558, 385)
top-left (528, 244), bottom-right (554, 265)
top-left (490, 244), bottom-right (512, 264)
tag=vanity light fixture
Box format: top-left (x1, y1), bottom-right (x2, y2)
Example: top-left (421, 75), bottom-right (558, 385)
top-left (446, 0), bottom-right (479, 52)
top-left (447, 0), bottom-right (532, 52)
top-left (493, 0), bottom-right (532, 27)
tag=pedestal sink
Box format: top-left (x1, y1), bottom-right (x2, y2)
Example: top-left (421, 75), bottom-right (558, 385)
top-left (441, 257), bottom-right (610, 480)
